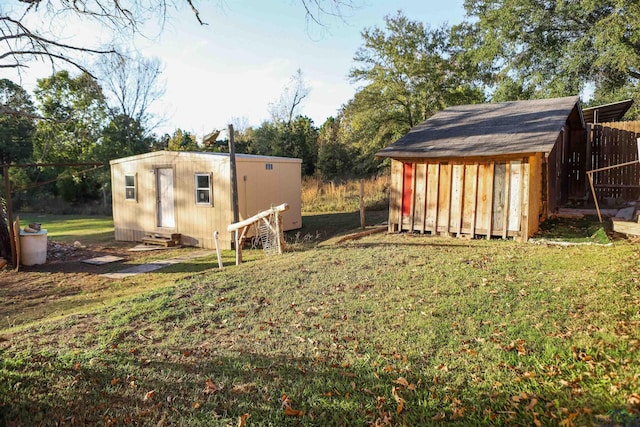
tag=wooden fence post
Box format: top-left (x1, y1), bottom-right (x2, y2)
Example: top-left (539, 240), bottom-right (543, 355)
top-left (359, 179), bottom-right (365, 230)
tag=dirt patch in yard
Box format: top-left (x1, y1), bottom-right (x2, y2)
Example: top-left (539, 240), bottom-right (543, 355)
top-left (0, 240), bottom-right (194, 331)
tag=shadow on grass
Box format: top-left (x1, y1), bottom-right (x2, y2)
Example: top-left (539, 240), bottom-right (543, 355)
top-left (323, 239), bottom-right (492, 251)
top-left (289, 210), bottom-right (388, 243)
top-left (534, 215), bottom-right (612, 243)
top-left (1, 345), bottom-right (636, 426)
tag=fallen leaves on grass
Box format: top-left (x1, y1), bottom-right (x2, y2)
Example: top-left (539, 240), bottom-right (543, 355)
top-left (237, 413), bottom-right (250, 427)
top-left (371, 396), bottom-right (392, 427)
top-left (203, 379), bottom-right (223, 395)
top-left (503, 339), bottom-right (527, 355)
top-left (143, 390), bottom-right (155, 401)
top-left (393, 377), bottom-right (408, 387)
top-left (391, 387), bottom-right (405, 414)
top-left (559, 411), bottom-right (579, 426)
top-left (431, 412), bottom-right (446, 421)
top-left (511, 392), bottom-right (529, 403)
top-left (231, 383), bottom-right (256, 394)
top-left (390, 376), bottom-right (417, 415)
top-left (281, 394), bottom-right (304, 417)
top-left (533, 412), bottom-right (542, 426)
top-left (449, 398), bottom-right (465, 420)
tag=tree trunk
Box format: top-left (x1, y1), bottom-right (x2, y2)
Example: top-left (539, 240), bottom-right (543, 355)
top-left (0, 198), bottom-right (12, 263)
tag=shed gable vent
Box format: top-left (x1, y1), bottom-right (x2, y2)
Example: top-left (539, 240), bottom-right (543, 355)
top-left (265, 163), bottom-right (273, 170)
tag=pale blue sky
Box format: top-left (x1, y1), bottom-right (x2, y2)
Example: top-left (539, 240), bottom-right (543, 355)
top-left (144, 0), bottom-right (466, 138)
top-left (3, 0), bottom-right (467, 139)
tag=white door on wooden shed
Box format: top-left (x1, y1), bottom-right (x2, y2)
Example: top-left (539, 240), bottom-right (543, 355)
top-left (157, 168), bottom-right (176, 228)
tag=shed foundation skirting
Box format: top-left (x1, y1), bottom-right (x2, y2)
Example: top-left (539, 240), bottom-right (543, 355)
top-left (114, 228), bottom-right (146, 245)
top-left (388, 158), bottom-right (541, 242)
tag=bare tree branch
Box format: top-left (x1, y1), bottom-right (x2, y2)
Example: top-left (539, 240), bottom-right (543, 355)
top-left (1, 0), bottom-right (358, 80)
top-left (0, 1), bottom-right (206, 77)
top-left (185, 0), bottom-right (207, 25)
top-left (300, 0), bottom-right (358, 27)
top-left (97, 52), bottom-right (166, 134)
top-left (269, 68), bottom-right (310, 126)
top-left (628, 68), bottom-right (640, 81)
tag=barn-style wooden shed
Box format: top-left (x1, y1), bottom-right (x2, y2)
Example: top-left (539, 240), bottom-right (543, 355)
top-left (376, 96), bottom-right (585, 241)
top-left (110, 150), bottom-right (302, 249)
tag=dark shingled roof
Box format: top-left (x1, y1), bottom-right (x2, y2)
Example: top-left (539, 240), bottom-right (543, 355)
top-left (376, 96), bottom-right (584, 159)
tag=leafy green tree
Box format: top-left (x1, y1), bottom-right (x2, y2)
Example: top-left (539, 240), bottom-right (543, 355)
top-left (209, 123), bottom-right (258, 155)
top-left (335, 92), bottom-right (400, 176)
top-left (167, 129), bottom-right (198, 151)
top-left (34, 71), bottom-right (108, 164)
top-left (249, 121), bottom-right (279, 156)
top-left (96, 114), bottom-right (154, 162)
top-left (251, 117), bottom-right (318, 176)
top-left (32, 70), bottom-right (108, 202)
top-left (463, 0), bottom-right (640, 107)
top-left (152, 133), bottom-right (171, 151)
top-left (285, 116), bottom-right (318, 176)
top-left (0, 79), bottom-right (35, 165)
top-left (229, 122), bottom-right (256, 154)
top-left (342, 12), bottom-right (485, 174)
top-left (350, 12), bottom-right (484, 130)
top-left (317, 117), bottom-right (354, 180)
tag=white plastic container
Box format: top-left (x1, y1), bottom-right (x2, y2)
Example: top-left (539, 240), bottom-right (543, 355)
top-left (20, 229), bottom-right (47, 266)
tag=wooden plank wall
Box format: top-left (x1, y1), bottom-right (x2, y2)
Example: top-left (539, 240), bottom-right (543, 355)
top-left (389, 158), bottom-right (536, 241)
top-left (388, 160), bottom-right (403, 232)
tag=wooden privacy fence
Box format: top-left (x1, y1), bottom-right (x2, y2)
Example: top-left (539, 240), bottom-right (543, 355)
top-left (567, 123), bottom-right (640, 204)
top-left (588, 123), bottom-right (640, 202)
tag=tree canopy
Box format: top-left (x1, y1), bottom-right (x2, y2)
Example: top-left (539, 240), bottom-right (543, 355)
top-left (322, 12), bottom-right (486, 176)
top-left (167, 128), bottom-right (198, 151)
top-left (33, 71), bottom-right (107, 164)
top-left (0, 79), bottom-right (35, 165)
top-left (350, 13), bottom-right (484, 129)
top-left (463, 0), bottom-right (640, 107)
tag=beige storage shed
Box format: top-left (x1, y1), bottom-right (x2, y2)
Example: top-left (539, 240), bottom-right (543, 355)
top-left (110, 150), bottom-right (302, 249)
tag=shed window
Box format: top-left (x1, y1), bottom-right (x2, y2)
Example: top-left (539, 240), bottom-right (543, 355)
top-left (195, 173), bottom-right (212, 205)
top-left (125, 174), bottom-right (136, 200)
top-left (265, 163), bottom-right (273, 170)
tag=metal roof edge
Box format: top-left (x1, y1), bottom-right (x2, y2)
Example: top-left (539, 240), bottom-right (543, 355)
top-left (109, 150), bottom-right (302, 164)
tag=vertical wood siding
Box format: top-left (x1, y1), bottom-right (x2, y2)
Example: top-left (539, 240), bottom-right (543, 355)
top-left (389, 158), bottom-right (538, 241)
top-left (414, 163), bottom-right (427, 233)
top-left (388, 160), bottom-right (403, 232)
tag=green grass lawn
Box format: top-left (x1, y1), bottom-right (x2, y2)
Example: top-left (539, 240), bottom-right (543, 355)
top-left (15, 214), bottom-right (115, 244)
top-left (1, 214), bottom-right (639, 426)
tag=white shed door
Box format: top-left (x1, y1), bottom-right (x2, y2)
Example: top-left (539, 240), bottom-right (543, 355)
top-left (157, 168), bottom-right (176, 228)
